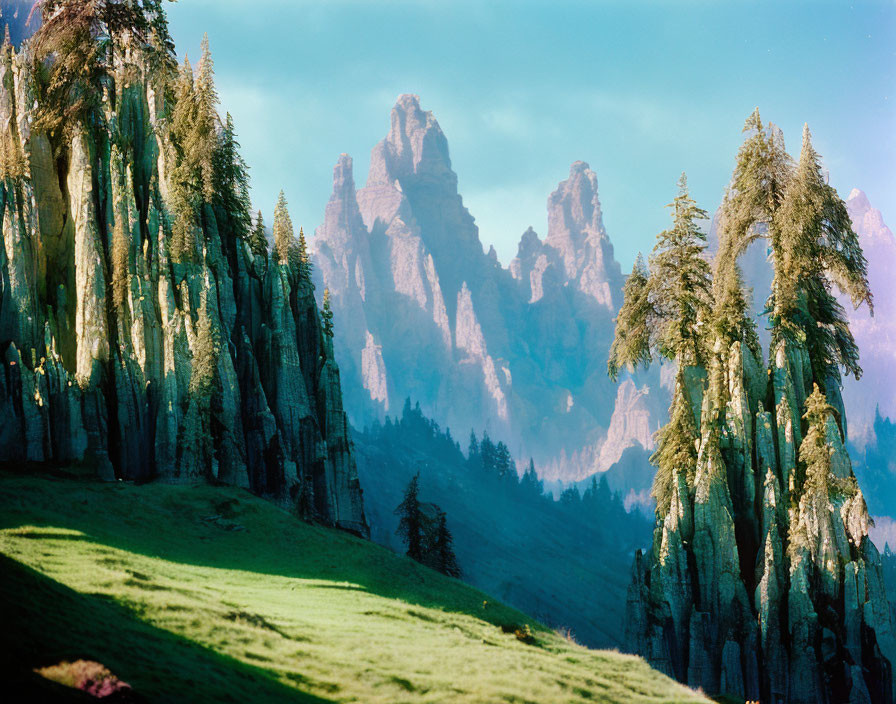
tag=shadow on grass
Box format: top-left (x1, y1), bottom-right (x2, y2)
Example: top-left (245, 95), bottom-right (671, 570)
top-left (0, 473), bottom-right (533, 633)
top-left (0, 554), bottom-right (334, 704)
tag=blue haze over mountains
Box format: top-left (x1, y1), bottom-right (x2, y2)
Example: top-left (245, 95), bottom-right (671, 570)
top-left (310, 93), bottom-right (896, 553)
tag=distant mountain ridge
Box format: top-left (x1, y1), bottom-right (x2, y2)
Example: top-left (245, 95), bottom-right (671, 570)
top-left (313, 94), bottom-right (660, 482)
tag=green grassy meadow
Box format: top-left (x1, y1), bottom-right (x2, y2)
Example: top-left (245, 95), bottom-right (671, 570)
top-left (0, 472), bottom-right (708, 703)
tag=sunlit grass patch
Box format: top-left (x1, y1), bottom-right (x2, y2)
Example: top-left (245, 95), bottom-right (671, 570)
top-left (0, 474), bottom-right (708, 703)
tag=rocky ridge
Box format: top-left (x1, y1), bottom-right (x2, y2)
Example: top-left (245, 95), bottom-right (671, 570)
top-left (0, 18), bottom-right (366, 534)
top-left (628, 333), bottom-right (896, 702)
top-left (313, 94), bottom-right (649, 476)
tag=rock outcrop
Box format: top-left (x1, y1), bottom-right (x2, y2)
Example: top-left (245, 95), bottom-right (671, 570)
top-left (627, 160), bottom-right (895, 704)
top-left (314, 95), bottom-right (652, 476)
top-left (628, 333), bottom-right (896, 702)
top-left (0, 16), bottom-right (366, 535)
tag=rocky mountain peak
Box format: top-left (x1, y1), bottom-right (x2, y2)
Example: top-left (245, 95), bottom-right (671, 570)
top-left (544, 161), bottom-right (622, 309)
top-left (367, 93), bottom-right (455, 189)
top-left (847, 188), bottom-right (872, 213)
top-left (316, 153), bottom-right (367, 255)
top-left (547, 161), bottom-right (607, 245)
top-left (515, 226), bottom-right (543, 260)
top-left (333, 153), bottom-right (356, 197)
top-left (847, 188), bottom-right (892, 249)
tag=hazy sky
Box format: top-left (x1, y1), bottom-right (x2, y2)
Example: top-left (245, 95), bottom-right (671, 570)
top-left (167, 0), bottom-right (895, 271)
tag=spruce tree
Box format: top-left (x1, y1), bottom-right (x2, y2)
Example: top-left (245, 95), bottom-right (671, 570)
top-left (249, 210), bottom-right (269, 259)
top-left (467, 431), bottom-right (479, 464)
top-left (520, 459), bottom-right (543, 496)
top-left (190, 292), bottom-right (219, 399)
top-left (321, 288), bottom-right (334, 337)
top-left (168, 56), bottom-right (198, 264)
top-left (193, 34), bottom-right (218, 203)
top-left (608, 174), bottom-right (713, 379)
top-left (31, 0), bottom-right (176, 140)
top-left (609, 174), bottom-right (712, 514)
top-left (429, 510), bottom-right (461, 578)
top-left (395, 472), bottom-right (425, 561)
top-left (273, 190), bottom-right (294, 267)
top-left (214, 112), bottom-right (252, 245)
top-left (298, 227), bottom-right (313, 282)
top-left (608, 253), bottom-right (651, 381)
top-left (772, 125), bottom-right (871, 387)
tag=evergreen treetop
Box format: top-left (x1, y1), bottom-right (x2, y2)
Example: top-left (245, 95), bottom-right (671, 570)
top-left (249, 210), bottom-right (268, 259)
top-left (395, 472), bottom-right (424, 562)
top-left (321, 288), bottom-right (334, 338)
top-left (608, 174), bottom-right (713, 379)
top-left (273, 190), bottom-right (295, 268)
top-left (772, 125), bottom-right (871, 385)
top-left (31, 0), bottom-right (176, 140)
top-left (214, 112), bottom-right (252, 244)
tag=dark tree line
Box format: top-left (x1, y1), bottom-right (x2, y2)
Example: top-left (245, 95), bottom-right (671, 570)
top-left (369, 397), bottom-right (645, 553)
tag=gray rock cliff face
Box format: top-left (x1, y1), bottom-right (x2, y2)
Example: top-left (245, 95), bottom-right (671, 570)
top-left (0, 37), bottom-right (366, 535)
top-left (627, 332), bottom-right (896, 702)
top-left (314, 95), bottom-right (649, 475)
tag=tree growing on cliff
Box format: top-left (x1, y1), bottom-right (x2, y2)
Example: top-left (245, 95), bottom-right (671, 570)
top-left (273, 190), bottom-right (295, 268)
top-left (608, 175), bottom-right (713, 378)
top-left (193, 35), bottom-right (218, 203)
top-left (31, 0), bottom-right (176, 141)
top-left (321, 288), bottom-right (334, 337)
top-left (607, 253), bottom-right (650, 381)
top-left (609, 175), bottom-right (712, 512)
top-left (298, 227), bottom-right (312, 281)
top-left (214, 112), bottom-right (252, 246)
top-left (249, 210), bottom-right (268, 260)
top-left (772, 125), bottom-right (871, 387)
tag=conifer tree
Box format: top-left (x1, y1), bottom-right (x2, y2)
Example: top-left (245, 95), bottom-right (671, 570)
top-left (190, 292), bottom-right (219, 399)
top-left (193, 34), bottom-right (218, 202)
top-left (321, 288), bottom-right (334, 337)
top-left (298, 226), bottom-right (312, 281)
top-left (214, 112), bottom-right (252, 244)
top-left (608, 253), bottom-right (651, 380)
top-left (31, 0), bottom-right (176, 140)
top-left (712, 110), bottom-right (792, 352)
top-left (273, 190), bottom-right (294, 267)
top-left (395, 472), bottom-right (425, 561)
top-left (520, 458), bottom-right (543, 496)
top-left (609, 174), bottom-right (712, 513)
top-left (429, 510), bottom-right (461, 578)
top-left (772, 125), bottom-right (871, 386)
top-left (168, 56), bottom-right (198, 264)
top-left (249, 210), bottom-right (269, 259)
top-left (182, 292), bottom-right (219, 474)
top-left (608, 174), bottom-right (713, 379)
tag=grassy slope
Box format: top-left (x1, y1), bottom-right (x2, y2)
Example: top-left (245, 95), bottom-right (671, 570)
top-left (355, 436), bottom-right (645, 648)
top-left (0, 473), bottom-right (707, 703)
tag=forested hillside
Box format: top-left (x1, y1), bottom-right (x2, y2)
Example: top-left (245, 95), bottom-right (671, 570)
top-left (353, 400), bottom-right (651, 647)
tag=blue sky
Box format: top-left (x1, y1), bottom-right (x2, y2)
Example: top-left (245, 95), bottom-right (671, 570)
top-left (167, 0), bottom-right (896, 271)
